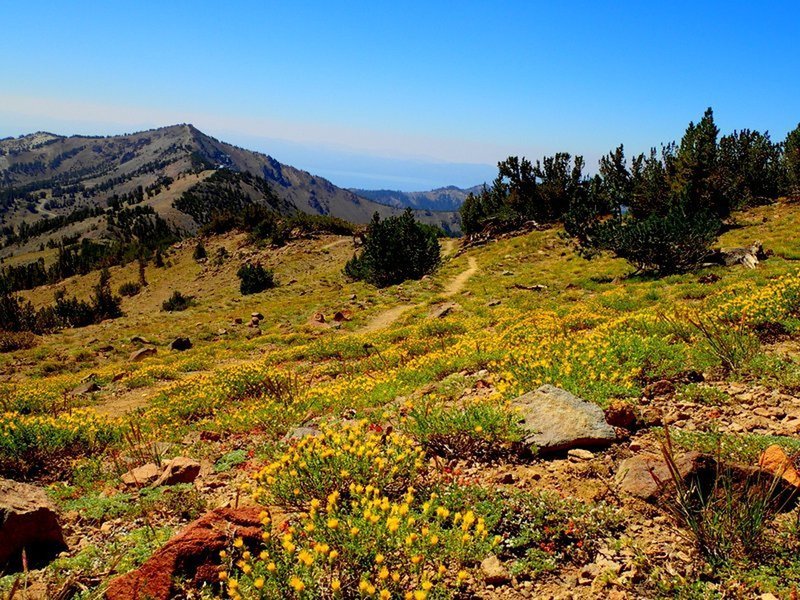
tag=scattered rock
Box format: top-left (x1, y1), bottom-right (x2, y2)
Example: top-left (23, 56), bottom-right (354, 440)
top-left (480, 554), bottom-right (511, 585)
top-left (512, 283), bottom-right (548, 292)
top-left (604, 400), bottom-right (637, 429)
top-left (643, 380), bottom-right (675, 399)
top-left (152, 457), bottom-right (201, 487)
top-left (758, 444), bottom-right (800, 490)
top-left (251, 312), bottom-right (264, 320)
top-left (104, 507), bottom-right (263, 600)
top-left (130, 336), bottom-right (150, 344)
top-left (0, 478), bottom-right (67, 572)
top-left (97, 344), bottom-right (115, 352)
top-left (121, 463), bottom-right (161, 488)
top-left (71, 380), bottom-right (100, 395)
top-left (487, 300), bottom-right (501, 307)
top-left (496, 472), bottom-right (516, 484)
top-left (249, 317), bottom-right (260, 327)
top-left (233, 317), bottom-right (243, 325)
top-left (511, 385), bottom-right (617, 452)
top-left (129, 347), bottom-right (157, 362)
top-left (169, 337), bottom-right (192, 351)
top-left (199, 431), bottom-right (222, 442)
top-left (112, 372), bottom-right (126, 382)
top-left (615, 451), bottom-right (711, 502)
top-left (333, 310), bottom-right (352, 322)
top-left (312, 312), bottom-right (326, 323)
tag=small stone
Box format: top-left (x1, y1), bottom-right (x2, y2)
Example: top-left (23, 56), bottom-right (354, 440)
top-left (568, 448), bottom-right (595, 461)
top-left (233, 317), bottom-right (243, 325)
top-left (759, 444), bottom-right (800, 489)
top-left (71, 381), bottom-right (100, 395)
top-left (604, 400), bottom-right (637, 428)
top-left (481, 555), bottom-right (510, 585)
top-left (251, 312), bottom-right (264, 319)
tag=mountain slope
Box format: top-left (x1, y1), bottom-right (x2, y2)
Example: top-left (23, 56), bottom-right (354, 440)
top-left (351, 185), bottom-right (483, 211)
top-left (0, 125), bottom-right (461, 254)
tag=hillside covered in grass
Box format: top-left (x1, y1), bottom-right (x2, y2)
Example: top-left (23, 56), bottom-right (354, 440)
top-left (1, 196), bottom-right (800, 598)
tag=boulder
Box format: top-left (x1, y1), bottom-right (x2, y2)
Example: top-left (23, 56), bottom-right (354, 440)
top-left (130, 347), bottom-right (156, 362)
top-left (707, 241), bottom-right (768, 269)
top-left (152, 457), bottom-right (201, 487)
top-left (615, 451), bottom-right (710, 502)
top-left (511, 385), bottom-right (617, 452)
top-left (758, 444), bottom-right (800, 490)
top-left (0, 478), bottom-right (67, 571)
top-left (169, 337), bottom-right (192, 351)
top-left (121, 463), bottom-right (161, 488)
top-left (104, 507), bottom-right (263, 600)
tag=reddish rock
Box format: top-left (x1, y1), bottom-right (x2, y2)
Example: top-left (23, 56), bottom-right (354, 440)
top-left (152, 457), bottom-right (201, 487)
top-left (643, 380), bottom-right (675, 399)
top-left (121, 463), bottom-right (161, 488)
top-left (759, 444), bottom-right (800, 489)
top-left (105, 507), bottom-right (263, 600)
top-left (615, 451), bottom-right (711, 502)
top-left (1, 478), bottom-right (67, 571)
top-left (604, 400), bottom-right (637, 429)
top-left (333, 310), bottom-right (352, 322)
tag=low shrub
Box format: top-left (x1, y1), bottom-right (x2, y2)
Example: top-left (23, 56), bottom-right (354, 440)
top-left (162, 291), bottom-right (193, 312)
top-left (0, 330), bottom-right (37, 353)
top-left (253, 420), bottom-right (425, 511)
top-left (118, 281), bottom-right (142, 297)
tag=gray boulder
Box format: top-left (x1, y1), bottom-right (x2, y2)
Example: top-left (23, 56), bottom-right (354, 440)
top-left (511, 385), bottom-right (616, 452)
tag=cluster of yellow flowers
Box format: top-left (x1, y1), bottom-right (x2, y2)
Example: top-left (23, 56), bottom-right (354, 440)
top-left (254, 420), bottom-right (426, 510)
top-left (713, 271), bottom-right (800, 325)
top-left (223, 485), bottom-right (496, 599)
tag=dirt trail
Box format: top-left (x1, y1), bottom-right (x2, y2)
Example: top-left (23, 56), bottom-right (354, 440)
top-left (321, 238), bottom-right (350, 251)
top-left (359, 256), bottom-right (479, 333)
top-left (443, 256), bottom-right (477, 297)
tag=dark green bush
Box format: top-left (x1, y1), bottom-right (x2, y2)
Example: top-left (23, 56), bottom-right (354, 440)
top-left (162, 291), bottom-right (193, 312)
top-left (590, 207), bottom-right (721, 274)
top-left (118, 281), bottom-right (142, 297)
top-left (344, 209), bottom-right (440, 287)
top-left (237, 263), bottom-right (276, 295)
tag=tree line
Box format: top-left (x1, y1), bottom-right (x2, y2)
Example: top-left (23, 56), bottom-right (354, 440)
top-left (461, 109), bottom-right (800, 273)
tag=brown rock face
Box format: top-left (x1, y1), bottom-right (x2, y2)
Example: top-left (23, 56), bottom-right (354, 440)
top-left (104, 507), bottom-right (264, 600)
top-left (0, 478), bottom-right (67, 571)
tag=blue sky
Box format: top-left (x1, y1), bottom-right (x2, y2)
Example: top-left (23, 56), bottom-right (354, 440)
top-left (1, 1), bottom-right (798, 190)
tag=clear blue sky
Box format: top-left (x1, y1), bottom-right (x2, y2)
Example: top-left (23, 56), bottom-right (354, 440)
top-left (1, 1), bottom-right (798, 190)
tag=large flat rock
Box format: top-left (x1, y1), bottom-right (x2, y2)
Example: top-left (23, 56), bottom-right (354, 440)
top-left (511, 385), bottom-right (616, 452)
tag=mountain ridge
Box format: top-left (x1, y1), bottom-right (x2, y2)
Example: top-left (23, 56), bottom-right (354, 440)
top-left (0, 124), bottom-right (461, 255)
